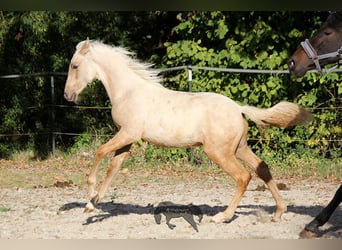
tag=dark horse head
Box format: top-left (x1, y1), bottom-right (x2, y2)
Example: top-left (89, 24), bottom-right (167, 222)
top-left (288, 12), bottom-right (342, 77)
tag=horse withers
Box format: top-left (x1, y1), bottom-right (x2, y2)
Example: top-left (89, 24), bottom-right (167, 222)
top-left (64, 39), bottom-right (312, 224)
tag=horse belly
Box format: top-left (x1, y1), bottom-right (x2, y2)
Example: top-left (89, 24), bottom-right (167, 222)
top-left (142, 115), bottom-right (203, 148)
top-left (142, 127), bottom-right (202, 148)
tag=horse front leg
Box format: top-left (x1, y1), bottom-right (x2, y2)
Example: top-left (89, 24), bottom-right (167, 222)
top-left (84, 130), bottom-right (134, 212)
top-left (89, 144), bottom-right (132, 207)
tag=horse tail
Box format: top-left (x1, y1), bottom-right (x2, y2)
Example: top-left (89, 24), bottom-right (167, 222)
top-left (240, 101), bottom-right (313, 129)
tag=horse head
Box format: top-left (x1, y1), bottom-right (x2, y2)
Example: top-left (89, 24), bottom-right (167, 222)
top-left (288, 12), bottom-right (342, 77)
top-left (64, 38), bottom-right (98, 103)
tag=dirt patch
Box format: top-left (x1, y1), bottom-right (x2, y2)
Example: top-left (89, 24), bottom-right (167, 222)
top-left (0, 174), bottom-right (340, 239)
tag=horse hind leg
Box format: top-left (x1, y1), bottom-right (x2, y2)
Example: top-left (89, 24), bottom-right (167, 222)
top-left (204, 145), bottom-right (252, 223)
top-left (236, 144), bottom-right (287, 222)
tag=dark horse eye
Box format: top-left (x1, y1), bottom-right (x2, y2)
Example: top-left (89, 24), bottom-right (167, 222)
top-left (71, 64), bottom-right (78, 69)
top-left (324, 31), bottom-right (332, 35)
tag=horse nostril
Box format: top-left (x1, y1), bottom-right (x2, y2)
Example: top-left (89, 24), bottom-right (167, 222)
top-left (64, 92), bottom-right (69, 100)
top-left (288, 60), bottom-right (295, 70)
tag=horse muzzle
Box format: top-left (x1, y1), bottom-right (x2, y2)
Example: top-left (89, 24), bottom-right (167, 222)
top-left (287, 58), bottom-right (307, 77)
top-left (64, 91), bottom-right (77, 103)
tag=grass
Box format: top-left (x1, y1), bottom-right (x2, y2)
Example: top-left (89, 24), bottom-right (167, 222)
top-left (0, 146), bottom-right (340, 190)
top-left (0, 153), bottom-right (91, 189)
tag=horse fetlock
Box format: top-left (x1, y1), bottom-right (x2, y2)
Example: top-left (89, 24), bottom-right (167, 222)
top-left (88, 189), bottom-right (98, 199)
top-left (90, 193), bottom-right (100, 205)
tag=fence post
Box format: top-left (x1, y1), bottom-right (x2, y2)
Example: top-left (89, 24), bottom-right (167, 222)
top-left (50, 75), bottom-right (56, 156)
top-left (187, 65), bottom-right (194, 162)
top-left (187, 65), bottom-right (192, 92)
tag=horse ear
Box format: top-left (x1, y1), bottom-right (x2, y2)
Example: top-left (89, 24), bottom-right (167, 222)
top-left (79, 38), bottom-right (90, 55)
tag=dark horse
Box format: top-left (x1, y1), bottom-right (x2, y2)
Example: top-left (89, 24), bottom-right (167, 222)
top-left (288, 11), bottom-right (342, 76)
top-left (288, 11), bottom-right (342, 238)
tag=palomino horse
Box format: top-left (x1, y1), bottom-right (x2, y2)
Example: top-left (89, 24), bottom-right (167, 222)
top-left (64, 39), bottom-right (312, 223)
top-left (288, 11), bottom-right (342, 237)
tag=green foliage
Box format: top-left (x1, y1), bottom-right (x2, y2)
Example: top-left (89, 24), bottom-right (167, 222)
top-left (144, 145), bottom-right (189, 163)
top-left (70, 133), bottom-right (92, 154)
top-left (163, 13), bottom-right (294, 107)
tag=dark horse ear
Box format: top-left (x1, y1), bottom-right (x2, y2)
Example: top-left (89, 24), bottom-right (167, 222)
top-left (79, 37), bottom-right (90, 55)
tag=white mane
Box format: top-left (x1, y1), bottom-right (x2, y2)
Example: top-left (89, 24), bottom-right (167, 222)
top-left (87, 40), bottom-right (163, 86)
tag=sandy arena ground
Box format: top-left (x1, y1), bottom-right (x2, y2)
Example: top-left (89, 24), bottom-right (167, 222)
top-left (0, 174), bottom-right (340, 239)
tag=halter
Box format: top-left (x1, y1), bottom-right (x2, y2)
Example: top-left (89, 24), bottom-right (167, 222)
top-left (300, 38), bottom-right (342, 73)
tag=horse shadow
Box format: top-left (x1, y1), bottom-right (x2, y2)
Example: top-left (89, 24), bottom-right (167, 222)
top-left (59, 200), bottom-right (227, 231)
top-left (59, 200), bottom-right (341, 235)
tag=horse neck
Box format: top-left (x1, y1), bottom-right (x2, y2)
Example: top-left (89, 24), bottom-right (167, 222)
top-left (92, 49), bottom-right (144, 104)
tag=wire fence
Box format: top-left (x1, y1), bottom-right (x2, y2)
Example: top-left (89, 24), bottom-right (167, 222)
top-left (1, 66), bottom-right (341, 155)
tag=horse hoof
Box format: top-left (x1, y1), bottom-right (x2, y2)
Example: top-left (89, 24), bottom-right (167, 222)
top-left (84, 202), bottom-right (95, 213)
top-left (299, 229), bottom-right (318, 239)
top-left (210, 212), bottom-right (232, 223)
top-left (271, 216), bottom-right (281, 222)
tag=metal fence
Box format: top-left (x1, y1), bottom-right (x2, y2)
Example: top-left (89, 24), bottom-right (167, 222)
top-left (1, 66), bottom-right (341, 155)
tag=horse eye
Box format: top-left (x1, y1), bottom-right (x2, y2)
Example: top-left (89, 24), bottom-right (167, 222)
top-left (71, 64), bottom-right (79, 69)
top-left (324, 31), bottom-right (332, 36)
